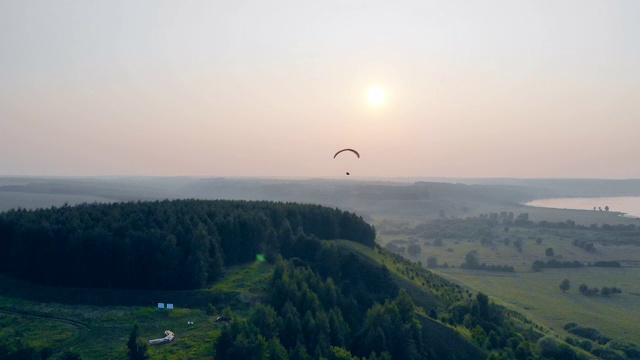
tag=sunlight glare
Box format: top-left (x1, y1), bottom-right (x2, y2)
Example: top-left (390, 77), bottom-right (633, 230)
top-left (367, 87), bottom-right (386, 106)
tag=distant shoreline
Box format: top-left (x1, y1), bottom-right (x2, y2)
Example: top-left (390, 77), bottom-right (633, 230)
top-left (525, 196), bottom-right (640, 219)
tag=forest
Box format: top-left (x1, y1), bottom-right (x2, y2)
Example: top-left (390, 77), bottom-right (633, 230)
top-left (0, 200), bottom-right (374, 290)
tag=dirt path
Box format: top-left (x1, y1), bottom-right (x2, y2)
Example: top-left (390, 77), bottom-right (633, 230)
top-left (0, 308), bottom-right (91, 352)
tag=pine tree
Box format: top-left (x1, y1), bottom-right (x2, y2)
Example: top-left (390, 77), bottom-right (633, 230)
top-left (126, 323), bottom-right (149, 360)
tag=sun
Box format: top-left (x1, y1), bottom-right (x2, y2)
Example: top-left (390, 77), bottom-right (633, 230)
top-left (367, 87), bottom-right (386, 106)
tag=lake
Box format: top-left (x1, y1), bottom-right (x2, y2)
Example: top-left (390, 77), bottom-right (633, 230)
top-left (526, 196), bottom-right (640, 218)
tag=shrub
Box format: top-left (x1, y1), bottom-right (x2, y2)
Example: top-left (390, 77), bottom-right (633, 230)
top-left (573, 326), bottom-right (603, 341)
top-left (590, 346), bottom-right (626, 360)
top-left (608, 340), bottom-right (640, 358)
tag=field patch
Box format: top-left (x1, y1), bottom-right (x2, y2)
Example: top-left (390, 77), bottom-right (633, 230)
top-left (437, 267), bottom-right (640, 343)
top-left (0, 262), bottom-right (273, 359)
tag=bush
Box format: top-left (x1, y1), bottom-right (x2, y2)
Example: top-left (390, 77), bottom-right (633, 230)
top-left (537, 336), bottom-right (559, 355)
top-left (532, 260), bottom-right (584, 271)
top-left (407, 244), bottom-right (421, 256)
top-left (590, 346), bottom-right (626, 360)
top-left (563, 323), bottom-right (578, 331)
top-left (590, 261), bottom-right (621, 268)
top-left (565, 324), bottom-right (609, 343)
top-left (384, 243), bottom-right (399, 253)
top-left (60, 350), bottom-right (83, 360)
top-left (426, 256), bottom-right (438, 268)
top-left (608, 340), bottom-right (640, 358)
top-left (207, 303), bottom-right (217, 316)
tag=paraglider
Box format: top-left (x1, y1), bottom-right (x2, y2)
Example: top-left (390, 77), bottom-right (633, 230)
top-left (334, 148), bottom-right (359, 175)
top-left (333, 148), bottom-right (360, 159)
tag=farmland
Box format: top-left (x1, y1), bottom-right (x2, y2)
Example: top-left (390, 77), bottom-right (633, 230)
top-left (375, 209), bottom-right (640, 344)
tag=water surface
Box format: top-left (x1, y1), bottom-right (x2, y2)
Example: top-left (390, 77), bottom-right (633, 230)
top-left (526, 196), bottom-right (640, 218)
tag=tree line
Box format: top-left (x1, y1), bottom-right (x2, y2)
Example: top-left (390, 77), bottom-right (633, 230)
top-left (461, 251), bottom-right (515, 273)
top-left (0, 200), bottom-right (375, 290)
top-left (578, 284), bottom-right (622, 297)
top-left (533, 259), bottom-right (621, 272)
top-left (420, 212), bottom-right (640, 239)
top-left (572, 239), bottom-right (596, 253)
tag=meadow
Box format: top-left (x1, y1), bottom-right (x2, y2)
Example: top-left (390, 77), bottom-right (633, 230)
top-left (0, 262), bottom-right (273, 359)
top-left (374, 210), bottom-right (640, 345)
top-left (437, 267), bottom-right (640, 343)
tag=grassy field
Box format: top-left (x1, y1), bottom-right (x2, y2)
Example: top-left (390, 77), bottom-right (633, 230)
top-left (0, 262), bottom-right (273, 359)
top-left (0, 310), bottom-right (81, 354)
top-left (0, 297), bottom-right (219, 359)
top-left (373, 209), bottom-right (640, 346)
top-left (392, 227), bottom-right (640, 272)
top-left (517, 205), bottom-right (640, 226)
top-left (436, 267), bottom-right (640, 343)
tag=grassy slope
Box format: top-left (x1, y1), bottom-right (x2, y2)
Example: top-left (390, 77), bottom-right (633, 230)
top-left (0, 310), bottom-right (82, 354)
top-left (1, 241), bottom-right (488, 360)
top-left (333, 240), bottom-right (441, 311)
top-left (0, 262), bottom-right (273, 359)
top-left (334, 240), bottom-right (488, 359)
top-left (374, 212), bottom-right (640, 344)
top-left (437, 267), bottom-right (640, 343)
top-left (385, 226), bottom-right (640, 272)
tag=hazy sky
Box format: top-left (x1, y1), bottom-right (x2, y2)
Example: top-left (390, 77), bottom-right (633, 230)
top-left (1, 1), bottom-right (639, 178)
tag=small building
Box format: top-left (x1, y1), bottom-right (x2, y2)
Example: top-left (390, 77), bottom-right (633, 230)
top-left (157, 303), bottom-right (165, 309)
top-left (167, 303), bottom-right (174, 309)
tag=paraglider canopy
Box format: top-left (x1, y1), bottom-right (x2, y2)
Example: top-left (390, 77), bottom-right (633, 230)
top-left (333, 148), bottom-right (359, 176)
top-left (333, 148), bottom-right (360, 159)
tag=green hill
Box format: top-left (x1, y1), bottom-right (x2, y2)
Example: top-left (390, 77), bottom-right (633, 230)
top-left (3, 200), bottom-right (636, 359)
